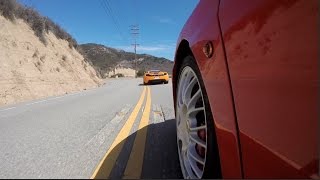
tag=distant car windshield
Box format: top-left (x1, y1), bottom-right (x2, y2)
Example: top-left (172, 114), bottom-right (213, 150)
top-left (149, 70), bottom-right (160, 73)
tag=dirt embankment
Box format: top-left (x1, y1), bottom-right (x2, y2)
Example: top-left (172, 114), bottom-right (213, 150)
top-left (0, 15), bottom-right (102, 107)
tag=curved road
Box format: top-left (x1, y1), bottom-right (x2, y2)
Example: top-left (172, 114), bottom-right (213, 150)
top-left (0, 78), bottom-right (182, 179)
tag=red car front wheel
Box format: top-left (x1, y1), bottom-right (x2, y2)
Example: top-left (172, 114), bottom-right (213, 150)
top-left (175, 56), bottom-right (221, 179)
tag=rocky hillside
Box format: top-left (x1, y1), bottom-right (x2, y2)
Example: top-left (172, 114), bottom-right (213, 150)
top-left (0, 1), bottom-right (101, 106)
top-left (79, 43), bottom-right (174, 78)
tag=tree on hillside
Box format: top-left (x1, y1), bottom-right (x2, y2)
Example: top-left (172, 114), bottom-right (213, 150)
top-left (136, 69), bottom-right (145, 77)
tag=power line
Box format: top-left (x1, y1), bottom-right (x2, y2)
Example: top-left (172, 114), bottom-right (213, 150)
top-left (99, 0), bottom-right (127, 41)
top-left (106, 0), bottom-right (124, 27)
top-left (105, 0), bottom-right (121, 24)
top-left (103, 0), bottom-right (122, 35)
top-left (130, 0), bottom-right (140, 77)
top-left (100, 0), bottom-right (121, 35)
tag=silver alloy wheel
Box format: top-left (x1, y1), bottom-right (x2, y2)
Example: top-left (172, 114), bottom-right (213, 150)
top-left (176, 66), bottom-right (207, 179)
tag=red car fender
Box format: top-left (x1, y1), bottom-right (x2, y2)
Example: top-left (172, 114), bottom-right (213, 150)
top-left (173, 0), bottom-right (243, 178)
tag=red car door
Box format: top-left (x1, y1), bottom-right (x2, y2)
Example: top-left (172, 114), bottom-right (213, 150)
top-left (218, 0), bottom-right (319, 178)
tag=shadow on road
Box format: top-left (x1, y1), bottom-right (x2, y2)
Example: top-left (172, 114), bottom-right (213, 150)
top-left (93, 119), bottom-right (183, 179)
top-left (138, 83), bottom-right (168, 86)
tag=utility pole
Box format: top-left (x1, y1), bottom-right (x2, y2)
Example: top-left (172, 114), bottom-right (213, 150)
top-left (131, 25), bottom-right (139, 77)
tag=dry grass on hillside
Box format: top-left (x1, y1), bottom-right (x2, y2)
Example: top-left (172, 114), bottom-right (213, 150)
top-left (0, 3), bottom-right (102, 106)
top-left (0, 0), bottom-right (77, 48)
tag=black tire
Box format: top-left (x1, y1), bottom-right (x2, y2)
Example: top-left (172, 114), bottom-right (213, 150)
top-left (176, 55), bottom-right (222, 179)
top-left (164, 81), bottom-right (169, 84)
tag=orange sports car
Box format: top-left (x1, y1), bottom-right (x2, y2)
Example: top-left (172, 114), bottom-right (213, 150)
top-left (172, 0), bottom-right (318, 179)
top-left (143, 70), bottom-right (169, 85)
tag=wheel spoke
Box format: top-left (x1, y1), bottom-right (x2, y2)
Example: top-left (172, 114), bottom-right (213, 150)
top-left (183, 77), bottom-right (197, 105)
top-left (181, 72), bottom-right (189, 94)
top-left (188, 144), bottom-right (205, 165)
top-left (183, 157), bottom-right (197, 179)
top-left (187, 116), bottom-right (206, 132)
top-left (187, 107), bottom-right (205, 118)
top-left (187, 152), bottom-right (203, 178)
top-left (177, 97), bottom-right (183, 108)
top-left (181, 71), bottom-right (194, 103)
top-left (184, 70), bottom-right (194, 87)
top-left (178, 91), bottom-right (184, 107)
top-left (190, 132), bottom-right (206, 148)
top-left (187, 89), bottom-right (201, 109)
top-left (178, 74), bottom-right (186, 106)
top-left (190, 125), bottom-right (206, 132)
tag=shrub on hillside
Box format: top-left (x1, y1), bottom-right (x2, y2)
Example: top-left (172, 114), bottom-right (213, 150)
top-left (62, 55), bottom-right (67, 61)
top-left (136, 69), bottom-right (145, 77)
top-left (16, 6), bottom-right (47, 44)
top-left (110, 73), bottom-right (124, 78)
top-left (44, 17), bottom-right (77, 48)
top-left (0, 0), bottom-right (77, 48)
top-left (0, 0), bottom-right (17, 21)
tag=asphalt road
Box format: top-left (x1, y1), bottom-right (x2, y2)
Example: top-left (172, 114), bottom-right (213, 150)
top-left (0, 78), bottom-right (182, 179)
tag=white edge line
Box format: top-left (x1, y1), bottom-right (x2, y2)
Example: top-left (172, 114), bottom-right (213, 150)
top-left (0, 90), bottom-right (87, 112)
top-left (0, 107), bottom-right (17, 112)
top-left (26, 91), bottom-right (83, 105)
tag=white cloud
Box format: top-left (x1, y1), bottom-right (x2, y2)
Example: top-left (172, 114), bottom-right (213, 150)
top-left (115, 44), bottom-right (174, 52)
top-left (114, 44), bottom-right (175, 60)
top-left (159, 18), bottom-right (175, 24)
top-left (140, 46), bottom-right (165, 51)
top-left (153, 16), bottom-right (176, 25)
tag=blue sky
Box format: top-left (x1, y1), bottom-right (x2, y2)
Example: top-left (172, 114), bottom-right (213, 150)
top-left (19, 0), bottom-right (199, 60)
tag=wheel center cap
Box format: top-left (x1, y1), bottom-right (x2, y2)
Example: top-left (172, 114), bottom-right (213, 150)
top-left (181, 104), bottom-right (187, 116)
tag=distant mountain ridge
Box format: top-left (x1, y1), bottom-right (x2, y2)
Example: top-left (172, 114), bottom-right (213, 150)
top-left (79, 43), bottom-right (174, 78)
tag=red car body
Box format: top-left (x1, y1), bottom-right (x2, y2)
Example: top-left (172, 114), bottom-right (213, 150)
top-left (173, 0), bottom-right (319, 178)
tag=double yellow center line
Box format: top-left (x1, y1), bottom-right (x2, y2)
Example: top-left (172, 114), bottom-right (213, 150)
top-left (91, 86), bottom-right (151, 179)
